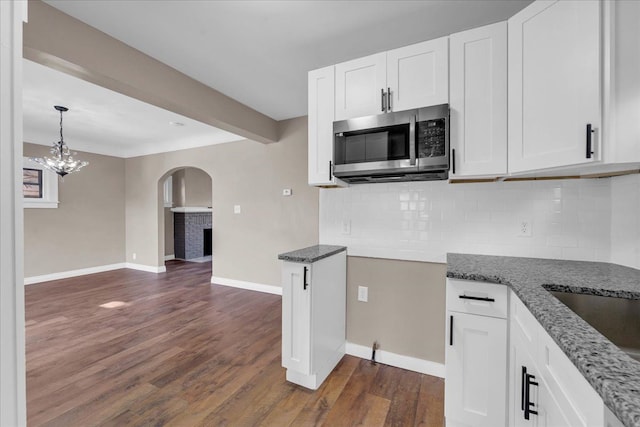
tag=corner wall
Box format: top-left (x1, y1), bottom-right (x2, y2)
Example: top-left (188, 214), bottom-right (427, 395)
top-left (610, 174), bottom-right (640, 269)
top-left (23, 143), bottom-right (126, 278)
top-left (347, 257), bottom-right (446, 364)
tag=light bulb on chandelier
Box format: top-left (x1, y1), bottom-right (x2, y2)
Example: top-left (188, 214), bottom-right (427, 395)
top-left (30, 105), bottom-right (88, 178)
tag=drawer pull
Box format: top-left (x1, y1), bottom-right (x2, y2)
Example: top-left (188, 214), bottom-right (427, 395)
top-left (458, 295), bottom-right (495, 302)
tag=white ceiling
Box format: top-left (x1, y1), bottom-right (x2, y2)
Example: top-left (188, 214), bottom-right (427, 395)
top-left (23, 59), bottom-right (243, 158)
top-left (44, 0), bottom-right (533, 121)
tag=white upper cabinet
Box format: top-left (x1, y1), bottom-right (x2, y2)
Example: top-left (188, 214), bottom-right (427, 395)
top-left (308, 66), bottom-right (345, 187)
top-left (335, 53), bottom-right (386, 121)
top-left (334, 39), bottom-right (449, 121)
top-left (449, 22), bottom-right (507, 178)
top-left (387, 37), bottom-right (449, 112)
top-left (508, 0), bottom-right (601, 174)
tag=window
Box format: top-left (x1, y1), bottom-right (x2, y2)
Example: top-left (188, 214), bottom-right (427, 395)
top-left (23, 168), bottom-right (42, 199)
top-left (23, 157), bottom-right (59, 208)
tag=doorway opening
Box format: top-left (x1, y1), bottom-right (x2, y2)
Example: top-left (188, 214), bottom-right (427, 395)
top-left (160, 167), bottom-right (213, 269)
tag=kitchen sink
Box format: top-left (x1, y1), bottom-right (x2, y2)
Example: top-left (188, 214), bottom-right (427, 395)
top-left (548, 290), bottom-right (640, 362)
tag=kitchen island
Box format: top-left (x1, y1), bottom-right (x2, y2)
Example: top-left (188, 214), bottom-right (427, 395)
top-left (447, 253), bottom-right (640, 427)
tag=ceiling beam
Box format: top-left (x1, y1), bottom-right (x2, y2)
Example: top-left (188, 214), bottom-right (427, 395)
top-left (23, 0), bottom-right (279, 144)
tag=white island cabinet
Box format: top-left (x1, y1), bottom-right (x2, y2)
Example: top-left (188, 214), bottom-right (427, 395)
top-left (278, 245), bottom-right (347, 390)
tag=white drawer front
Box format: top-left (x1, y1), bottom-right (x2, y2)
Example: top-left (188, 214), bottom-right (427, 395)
top-left (446, 278), bottom-right (508, 319)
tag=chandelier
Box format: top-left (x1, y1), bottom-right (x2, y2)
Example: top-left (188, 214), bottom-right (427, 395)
top-left (30, 106), bottom-right (88, 177)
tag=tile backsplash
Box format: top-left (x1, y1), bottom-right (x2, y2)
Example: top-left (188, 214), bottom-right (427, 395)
top-left (611, 174), bottom-right (640, 269)
top-left (320, 177), bottom-right (616, 264)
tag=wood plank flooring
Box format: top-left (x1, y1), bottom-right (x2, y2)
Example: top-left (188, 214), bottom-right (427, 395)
top-left (25, 260), bottom-right (444, 426)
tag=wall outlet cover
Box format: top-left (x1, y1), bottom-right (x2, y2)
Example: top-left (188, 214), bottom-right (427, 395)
top-left (518, 219), bottom-right (533, 237)
top-left (282, 188), bottom-right (292, 196)
top-left (342, 219), bottom-right (351, 235)
top-left (234, 205), bottom-right (241, 214)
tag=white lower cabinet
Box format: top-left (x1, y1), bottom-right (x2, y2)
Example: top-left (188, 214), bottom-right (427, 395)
top-left (446, 280), bottom-right (613, 427)
top-left (510, 291), bottom-right (605, 427)
top-left (445, 279), bottom-right (508, 427)
top-left (281, 250), bottom-right (346, 390)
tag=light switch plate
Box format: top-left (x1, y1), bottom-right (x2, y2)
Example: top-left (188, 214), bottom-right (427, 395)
top-left (234, 205), bottom-right (241, 214)
top-left (358, 286), bottom-right (368, 302)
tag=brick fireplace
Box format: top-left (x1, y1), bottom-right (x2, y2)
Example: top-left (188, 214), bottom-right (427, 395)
top-left (173, 210), bottom-right (212, 260)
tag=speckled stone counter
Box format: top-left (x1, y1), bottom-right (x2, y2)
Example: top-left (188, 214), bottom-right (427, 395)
top-left (278, 245), bottom-right (346, 263)
top-left (447, 253), bottom-right (640, 427)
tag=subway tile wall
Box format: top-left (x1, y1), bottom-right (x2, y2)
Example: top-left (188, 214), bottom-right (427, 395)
top-left (319, 178), bottom-right (613, 264)
top-left (611, 174), bottom-right (640, 269)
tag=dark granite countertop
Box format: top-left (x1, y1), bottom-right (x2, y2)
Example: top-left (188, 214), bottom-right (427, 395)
top-left (447, 253), bottom-right (640, 427)
top-left (278, 245), bottom-right (346, 263)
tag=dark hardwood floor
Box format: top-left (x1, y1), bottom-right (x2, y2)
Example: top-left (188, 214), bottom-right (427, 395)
top-left (25, 260), bottom-right (444, 426)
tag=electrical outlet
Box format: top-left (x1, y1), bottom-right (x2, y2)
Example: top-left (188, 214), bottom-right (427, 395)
top-left (282, 188), bottom-right (292, 196)
top-left (342, 219), bottom-right (351, 235)
top-left (358, 286), bottom-right (368, 302)
top-left (132, 253), bottom-right (137, 260)
top-left (234, 205), bottom-right (241, 214)
top-left (518, 219), bottom-right (532, 237)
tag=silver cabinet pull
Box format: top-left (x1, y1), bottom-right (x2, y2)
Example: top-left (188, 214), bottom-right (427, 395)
top-left (381, 88), bottom-right (386, 112)
top-left (387, 87), bottom-right (391, 112)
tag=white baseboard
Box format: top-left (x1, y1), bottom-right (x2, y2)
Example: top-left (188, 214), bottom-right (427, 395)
top-left (24, 263), bottom-right (126, 285)
top-left (345, 341), bottom-right (445, 378)
top-left (164, 254), bottom-right (175, 261)
top-left (125, 263), bottom-right (166, 273)
top-left (211, 276), bottom-right (282, 295)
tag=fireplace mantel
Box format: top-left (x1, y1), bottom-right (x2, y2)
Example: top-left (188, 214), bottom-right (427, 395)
top-left (170, 206), bottom-right (212, 213)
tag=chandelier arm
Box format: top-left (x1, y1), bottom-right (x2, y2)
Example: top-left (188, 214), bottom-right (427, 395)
top-left (59, 109), bottom-right (64, 144)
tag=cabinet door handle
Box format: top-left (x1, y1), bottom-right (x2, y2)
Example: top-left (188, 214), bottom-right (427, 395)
top-left (387, 87), bottom-right (391, 112)
top-left (452, 148), bottom-right (456, 174)
top-left (303, 266), bottom-right (309, 290)
top-left (586, 124), bottom-right (594, 159)
top-left (381, 89), bottom-right (386, 112)
top-left (521, 366), bottom-right (526, 412)
top-left (524, 369), bottom-right (539, 420)
top-left (329, 160), bottom-right (332, 181)
top-left (459, 295), bottom-right (495, 302)
top-left (449, 315), bottom-right (454, 346)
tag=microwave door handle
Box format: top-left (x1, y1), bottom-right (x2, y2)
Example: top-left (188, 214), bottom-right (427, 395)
top-left (409, 115), bottom-right (416, 166)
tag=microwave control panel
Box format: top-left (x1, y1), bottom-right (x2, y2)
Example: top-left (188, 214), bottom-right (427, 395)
top-left (417, 118), bottom-right (446, 158)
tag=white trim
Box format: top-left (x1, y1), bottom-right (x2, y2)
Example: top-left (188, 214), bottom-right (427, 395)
top-left (170, 206), bottom-right (212, 213)
top-left (345, 341), bottom-right (445, 378)
top-left (125, 263), bottom-right (166, 273)
top-left (164, 254), bottom-right (175, 261)
top-left (24, 263), bottom-right (127, 285)
top-left (211, 276), bottom-right (282, 295)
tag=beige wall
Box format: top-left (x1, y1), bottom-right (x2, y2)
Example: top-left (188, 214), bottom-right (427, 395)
top-left (172, 167), bottom-right (212, 207)
top-left (184, 168), bottom-right (212, 207)
top-left (126, 116), bottom-right (319, 286)
top-left (164, 207), bottom-right (174, 257)
top-left (347, 256), bottom-right (447, 363)
top-left (23, 143), bottom-right (126, 277)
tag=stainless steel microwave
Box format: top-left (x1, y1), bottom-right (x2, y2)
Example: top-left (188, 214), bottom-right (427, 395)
top-left (332, 104), bottom-right (449, 183)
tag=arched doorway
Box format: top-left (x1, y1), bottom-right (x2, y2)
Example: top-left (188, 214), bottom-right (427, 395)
top-left (158, 167), bottom-right (213, 271)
